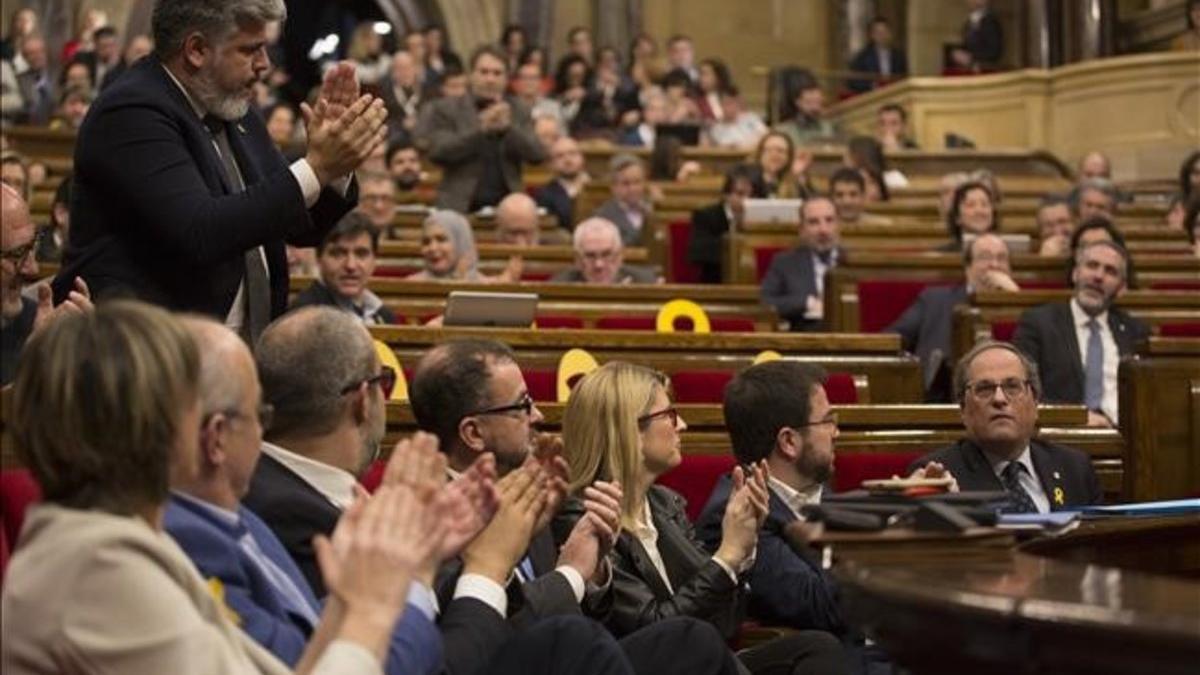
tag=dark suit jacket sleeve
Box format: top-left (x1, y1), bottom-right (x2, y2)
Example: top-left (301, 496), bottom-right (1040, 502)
top-left (439, 597), bottom-right (514, 675)
top-left (501, 104), bottom-right (547, 164)
top-left (420, 101), bottom-right (488, 166)
top-left (1010, 308), bottom-right (1045, 373)
top-left (687, 205), bottom-right (728, 265)
top-left (750, 523), bottom-right (843, 633)
top-left (886, 291), bottom-right (926, 354)
top-left (760, 252), bottom-right (810, 322)
top-left (76, 98), bottom-right (332, 267)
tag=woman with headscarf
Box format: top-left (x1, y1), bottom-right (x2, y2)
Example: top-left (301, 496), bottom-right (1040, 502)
top-left (405, 210), bottom-right (521, 282)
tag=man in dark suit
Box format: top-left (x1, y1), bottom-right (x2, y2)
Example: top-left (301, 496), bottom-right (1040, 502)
top-left (72, 26), bottom-right (123, 93)
top-left (410, 338), bottom-right (742, 675)
top-left (379, 50), bottom-right (424, 142)
top-left (54, 0), bottom-right (386, 344)
top-left (1012, 241), bottom-right (1149, 427)
top-left (552, 218), bottom-right (660, 284)
top-left (168, 316), bottom-right (443, 674)
top-left (688, 165), bottom-right (758, 284)
top-left (847, 18), bottom-right (908, 93)
top-left (14, 35), bottom-right (52, 124)
top-left (887, 233), bottom-right (1019, 401)
top-left (910, 341), bottom-right (1103, 512)
top-left (289, 212), bottom-right (396, 325)
top-left (957, 0), bottom-right (1004, 71)
top-left (593, 154), bottom-right (653, 246)
top-left (761, 196), bottom-right (844, 332)
top-left (419, 44), bottom-right (545, 213)
top-left (534, 136), bottom-right (591, 231)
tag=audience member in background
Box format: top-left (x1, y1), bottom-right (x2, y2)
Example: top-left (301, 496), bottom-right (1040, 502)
top-left (1035, 195), bottom-right (1075, 257)
top-left (775, 74), bottom-right (840, 146)
top-left (165, 316), bottom-right (446, 672)
top-left (660, 68), bottom-right (701, 123)
top-left (436, 64), bottom-right (468, 98)
top-left (60, 7), bottom-right (108, 64)
top-left (263, 102), bottom-right (299, 159)
top-left (1, 183), bottom-right (92, 386)
top-left (617, 89), bottom-right (665, 147)
top-left (689, 164), bottom-right (761, 284)
top-left (954, 0), bottom-right (1004, 72)
top-left (937, 171), bottom-right (970, 220)
top-left (1071, 178), bottom-right (1118, 222)
top-left (53, 85), bottom-right (93, 130)
top-left (1173, 0), bottom-right (1200, 50)
top-left (565, 26), bottom-right (596, 65)
top-left (0, 8), bottom-right (37, 62)
top-left (496, 192), bottom-right (567, 247)
top-left (407, 209), bottom-right (521, 283)
top-left (627, 33), bottom-right (663, 85)
top-left (500, 24), bottom-right (527, 73)
top-left (943, 180), bottom-right (999, 251)
top-left (1, 58), bottom-right (23, 117)
top-left (25, 160), bottom-right (47, 190)
top-left (848, 17), bottom-right (908, 93)
top-left (665, 34), bottom-right (698, 83)
top-left (60, 61), bottom-right (95, 95)
top-left (535, 136), bottom-right (591, 230)
top-left (517, 46), bottom-right (551, 88)
top-left (1178, 150), bottom-right (1200, 203)
top-left (828, 168), bottom-right (891, 227)
top-left (553, 54), bottom-right (592, 128)
top-left (100, 33), bottom-right (153, 90)
top-left (36, 174), bottom-right (72, 263)
top-left (875, 103), bottom-right (918, 150)
top-left (386, 139), bottom-right (427, 197)
top-left (649, 136), bottom-right (702, 184)
top-left (513, 61), bottom-right (563, 126)
top-left (761, 196), bottom-right (844, 332)
top-left (706, 87), bottom-right (768, 149)
top-left (1186, 198), bottom-right (1200, 257)
top-left (74, 25), bottom-right (122, 89)
top-left (909, 341), bottom-right (1102, 511)
top-left (532, 113), bottom-right (563, 153)
top-left (15, 35), bottom-right (53, 124)
top-left (553, 217), bottom-right (659, 284)
top-left (2, 300), bottom-right (429, 675)
top-left (559, 361), bottom-right (848, 674)
top-left (844, 136), bottom-right (896, 200)
top-left (594, 154), bottom-right (652, 246)
top-left (1067, 217), bottom-right (1129, 270)
top-left (344, 22), bottom-right (389, 87)
top-left (1013, 241), bottom-right (1149, 427)
top-left (888, 233), bottom-right (1019, 401)
top-left (576, 57), bottom-right (640, 136)
top-left (753, 131), bottom-right (811, 198)
top-left (1077, 151), bottom-right (1112, 181)
top-left (423, 25), bottom-right (463, 82)
top-left (381, 51), bottom-right (425, 141)
top-left (289, 213), bottom-right (395, 325)
top-left (422, 45), bottom-right (545, 213)
top-left (355, 172), bottom-right (398, 233)
top-left (1, 151), bottom-right (29, 199)
top-left (694, 58), bottom-right (736, 123)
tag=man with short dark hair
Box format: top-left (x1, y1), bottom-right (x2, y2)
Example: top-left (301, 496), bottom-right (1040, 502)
top-left (665, 34), bottom-right (697, 83)
top-left (887, 233), bottom-right (1019, 401)
top-left (1072, 178), bottom-right (1119, 221)
top-left (14, 34), bottom-right (52, 124)
top-left (419, 45), bottom-right (545, 212)
top-left (828, 168), bottom-right (892, 226)
top-left (688, 164), bottom-right (759, 283)
top-left (909, 341), bottom-right (1102, 511)
top-left (875, 103), bottom-right (917, 150)
top-left (761, 196), bottom-right (844, 331)
top-left (593, 153), bottom-right (651, 246)
top-left (1035, 195), bottom-right (1075, 257)
top-left (289, 212), bottom-right (395, 324)
top-left (535, 135), bottom-right (591, 230)
top-left (1012, 241), bottom-right (1149, 427)
top-left (355, 171), bottom-right (397, 231)
top-left (847, 18), bottom-right (908, 93)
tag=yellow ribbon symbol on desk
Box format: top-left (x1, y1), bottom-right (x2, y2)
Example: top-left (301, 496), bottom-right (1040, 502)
top-left (1053, 487), bottom-right (1065, 507)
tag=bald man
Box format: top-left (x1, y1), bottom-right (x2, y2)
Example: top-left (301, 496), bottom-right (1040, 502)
top-left (1, 184), bottom-right (91, 385)
top-left (495, 193), bottom-right (567, 246)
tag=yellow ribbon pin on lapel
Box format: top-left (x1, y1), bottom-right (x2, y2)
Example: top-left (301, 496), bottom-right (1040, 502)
top-left (1053, 487), bottom-right (1065, 506)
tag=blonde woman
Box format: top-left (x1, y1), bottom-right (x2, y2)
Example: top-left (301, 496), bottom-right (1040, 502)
top-left (560, 362), bottom-right (847, 674)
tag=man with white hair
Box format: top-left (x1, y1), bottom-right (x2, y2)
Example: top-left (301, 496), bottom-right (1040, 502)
top-left (56, 0), bottom-right (387, 345)
top-left (381, 50), bottom-right (424, 138)
top-left (551, 217), bottom-right (659, 284)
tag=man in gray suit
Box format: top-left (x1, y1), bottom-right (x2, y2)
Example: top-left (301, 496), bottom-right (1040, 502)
top-left (760, 197), bottom-right (843, 332)
top-left (420, 45), bottom-right (545, 212)
top-left (592, 154), bottom-right (652, 246)
top-left (887, 233), bottom-right (1019, 401)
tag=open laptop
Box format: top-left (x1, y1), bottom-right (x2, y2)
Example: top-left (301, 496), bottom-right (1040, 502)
top-left (743, 198), bottom-right (804, 225)
top-left (443, 291), bottom-right (538, 328)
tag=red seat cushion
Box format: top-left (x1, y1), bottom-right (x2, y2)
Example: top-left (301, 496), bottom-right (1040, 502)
top-left (671, 371), bottom-right (732, 403)
top-left (991, 321), bottom-right (1018, 341)
top-left (754, 247), bottom-right (786, 283)
top-left (857, 280), bottom-right (956, 333)
top-left (1161, 323), bottom-right (1200, 337)
top-left (709, 317), bottom-right (757, 333)
top-left (1150, 280), bottom-right (1200, 291)
top-left (595, 316), bottom-right (655, 331)
top-left (668, 219), bottom-right (702, 284)
top-left (596, 315), bottom-right (756, 333)
top-left (656, 455), bottom-right (738, 522)
top-left (823, 373), bottom-right (859, 404)
top-left (0, 469), bottom-right (42, 549)
top-left (523, 369), bottom-right (556, 402)
top-left (833, 452), bottom-right (924, 493)
top-left (535, 315), bottom-right (585, 329)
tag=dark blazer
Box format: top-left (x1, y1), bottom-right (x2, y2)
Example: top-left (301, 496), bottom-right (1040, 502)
top-left (962, 10), bottom-right (1004, 67)
top-left (908, 438), bottom-right (1103, 509)
top-left (687, 202), bottom-right (730, 270)
top-left (54, 55), bottom-right (354, 318)
top-left (534, 179), bottom-right (575, 230)
top-left (288, 280), bottom-right (397, 325)
top-left (1010, 302), bottom-right (1149, 408)
top-left (378, 78), bottom-right (423, 142)
top-left (593, 198), bottom-right (649, 247)
top-left (573, 84), bottom-right (639, 134)
top-left (601, 486), bottom-right (746, 639)
top-left (886, 284), bottom-right (969, 401)
top-left (418, 94), bottom-right (545, 212)
top-left (15, 69), bottom-right (53, 124)
top-left (549, 264), bottom-right (659, 284)
top-left (847, 45), bottom-right (908, 93)
top-left (760, 246), bottom-right (842, 332)
top-left (695, 474), bottom-right (843, 634)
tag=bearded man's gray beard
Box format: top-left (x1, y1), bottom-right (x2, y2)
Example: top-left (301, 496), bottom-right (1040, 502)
top-left (192, 72), bottom-right (251, 121)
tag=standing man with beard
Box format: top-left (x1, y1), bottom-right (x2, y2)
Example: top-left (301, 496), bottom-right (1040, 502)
top-left (55, 0), bottom-right (388, 345)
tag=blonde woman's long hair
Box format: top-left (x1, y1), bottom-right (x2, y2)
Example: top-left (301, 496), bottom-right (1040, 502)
top-left (561, 361), bottom-right (668, 528)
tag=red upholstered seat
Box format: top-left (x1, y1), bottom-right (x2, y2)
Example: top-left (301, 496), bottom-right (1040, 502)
top-left (833, 452), bottom-right (924, 493)
top-left (709, 317), bottom-right (757, 332)
top-left (535, 315), bottom-right (586, 329)
top-left (1, 469), bottom-right (42, 556)
top-left (595, 316), bottom-right (655, 331)
top-left (1161, 323), bottom-right (1200, 337)
top-left (656, 455), bottom-right (737, 522)
top-left (375, 265), bottom-right (419, 278)
top-left (822, 373), bottom-right (859, 404)
top-left (754, 247), bottom-right (786, 283)
top-left (668, 219), bottom-right (702, 284)
top-left (991, 321), bottom-right (1018, 341)
top-left (856, 280), bottom-right (956, 333)
top-left (524, 369), bottom-right (556, 401)
top-left (1150, 280), bottom-right (1200, 291)
top-left (594, 315), bottom-right (757, 333)
top-left (672, 370), bottom-right (860, 404)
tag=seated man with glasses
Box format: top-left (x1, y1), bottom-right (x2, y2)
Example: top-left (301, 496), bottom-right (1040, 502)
top-left (550, 217), bottom-right (660, 284)
top-left (909, 341), bottom-right (1102, 513)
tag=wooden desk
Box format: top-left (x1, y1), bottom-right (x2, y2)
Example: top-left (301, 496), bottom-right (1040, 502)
top-left (1119, 338), bottom-right (1200, 501)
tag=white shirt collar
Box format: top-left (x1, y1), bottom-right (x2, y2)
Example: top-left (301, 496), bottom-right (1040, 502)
top-left (261, 441), bottom-right (358, 510)
top-left (1069, 297), bottom-right (1108, 330)
top-left (767, 476), bottom-right (822, 520)
top-left (170, 489), bottom-right (240, 528)
top-left (984, 444), bottom-right (1035, 480)
top-left (161, 63), bottom-right (206, 120)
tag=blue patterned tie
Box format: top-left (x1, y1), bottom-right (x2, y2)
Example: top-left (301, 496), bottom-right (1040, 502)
top-left (1000, 462), bottom-right (1038, 514)
top-left (1084, 319), bottom-right (1104, 411)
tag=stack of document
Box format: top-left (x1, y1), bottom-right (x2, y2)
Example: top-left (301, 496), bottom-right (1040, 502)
top-left (1077, 499), bottom-right (1200, 517)
top-left (996, 511), bottom-right (1081, 535)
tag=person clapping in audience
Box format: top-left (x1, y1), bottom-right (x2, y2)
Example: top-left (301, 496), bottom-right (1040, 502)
top-left (289, 212), bottom-right (395, 325)
top-left (559, 362), bottom-right (849, 674)
top-left (405, 210), bottom-right (521, 283)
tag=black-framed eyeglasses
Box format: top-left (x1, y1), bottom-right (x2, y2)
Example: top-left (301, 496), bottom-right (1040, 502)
top-left (206, 403), bottom-right (275, 432)
top-left (793, 412), bottom-right (838, 428)
top-left (340, 365), bottom-right (397, 399)
top-left (470, 392), bottom-right (536, 418)
top-left (638, 406), bottom-right (680, 430)
top-left (965, 378), bottom-right (1031, 401)
top-left (0, 229), bottom-right (43, 264)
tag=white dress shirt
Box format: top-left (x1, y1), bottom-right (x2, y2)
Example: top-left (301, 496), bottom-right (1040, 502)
top-left (986, 445), bottom-right (1051, 514)
top-left (1069, 298), bottom-right (1120, 423)
top-left (767, 477), bottom-right (823, 521)
top-left (631, 498), bottom-right (747, 591)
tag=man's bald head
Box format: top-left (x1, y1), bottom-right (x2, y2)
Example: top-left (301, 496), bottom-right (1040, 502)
top-left (1078, 151), bottom-right (1112, 181)
top-left (180, 316), bottom-right (254, 415)
top-left (496, 193), bottom-right (540, 246)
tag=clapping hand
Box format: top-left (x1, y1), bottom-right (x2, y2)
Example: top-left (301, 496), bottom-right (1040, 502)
top-left (32, 277), bottom-right (92, 337)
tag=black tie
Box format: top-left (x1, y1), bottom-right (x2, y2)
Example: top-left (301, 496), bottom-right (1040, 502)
top-left (1000, 462), bottom-right (1039, 514)
top-left (204, 115), bottom-right (270, 344)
